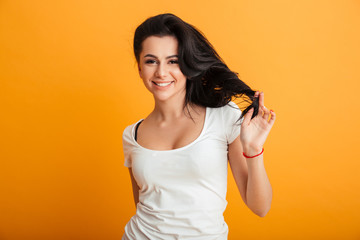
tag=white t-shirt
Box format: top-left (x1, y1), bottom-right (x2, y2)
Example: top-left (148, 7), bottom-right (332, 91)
top-left (122, 102), bottom-right (242, 240)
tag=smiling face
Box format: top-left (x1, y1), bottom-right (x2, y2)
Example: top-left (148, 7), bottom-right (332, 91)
top-left (138, 35), bottom-right (187, 103)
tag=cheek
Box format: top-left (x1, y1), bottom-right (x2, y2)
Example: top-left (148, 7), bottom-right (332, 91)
top-left (170, 68), bottom-right (187, 81)
top-left (141, 68), bottom-right (154, 79)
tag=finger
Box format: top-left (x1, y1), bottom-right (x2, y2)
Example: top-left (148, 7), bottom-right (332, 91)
top-left (254, 91), bottom-right (262, 117)
top-left (242, 107), bottom-right (254, 125)
top-left (262, 105), bottom-right (270, 120)
top-left (269, 109), bottom-right (276, 126)
top-left (253, 91), bottom-right (260, 104)
top-left (259, 91), bottom-right (265, 108)
top-left (256, 91), bottom-right (265, 118)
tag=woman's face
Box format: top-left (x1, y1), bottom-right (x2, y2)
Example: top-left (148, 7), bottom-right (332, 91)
top-left (138, 35), bottom-right (187, 103)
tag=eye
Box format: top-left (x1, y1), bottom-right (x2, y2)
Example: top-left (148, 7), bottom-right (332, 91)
top-left (169, 59), bottom-right (179, 64)
top-left (145, 59), bottom-right (157, 64)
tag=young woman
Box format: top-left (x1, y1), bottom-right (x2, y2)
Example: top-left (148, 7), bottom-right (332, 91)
top-left (122, 13), bottom-right (276, 240)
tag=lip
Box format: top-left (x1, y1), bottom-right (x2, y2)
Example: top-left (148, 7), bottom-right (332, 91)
top-left (152, 81), bottom-right (174, 89)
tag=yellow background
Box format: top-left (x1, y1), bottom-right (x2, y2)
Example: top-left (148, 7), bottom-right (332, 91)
top-left (1, 0), bottom-right (359, 239)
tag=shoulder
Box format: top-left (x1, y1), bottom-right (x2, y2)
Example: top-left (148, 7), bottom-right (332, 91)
top-left (207, 101), bottom-right (242, 122)
top-left (222, 101), bottom-right (241, 113)
top-left (122, 120), bottom-right (142, 145)
top-left (216, 101), bottom-right (243, 144)
top-left (212, 101), bottom-right (242, 122)
top-left (224, 101), bottom-right (242, 118)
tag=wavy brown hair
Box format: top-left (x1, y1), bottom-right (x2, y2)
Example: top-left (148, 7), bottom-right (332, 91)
top-left (133, 13), bottom-right (259, 121)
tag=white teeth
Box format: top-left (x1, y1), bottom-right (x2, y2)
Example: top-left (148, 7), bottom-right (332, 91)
top-left (154, 82), bottom-right (172, 87)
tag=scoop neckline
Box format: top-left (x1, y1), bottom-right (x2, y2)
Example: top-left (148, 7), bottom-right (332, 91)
top-left (131, 107), bottom-right (209, 153)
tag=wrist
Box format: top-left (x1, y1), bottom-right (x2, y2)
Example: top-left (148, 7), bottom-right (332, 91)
top-left (243, 146), bottom-right (263, 158)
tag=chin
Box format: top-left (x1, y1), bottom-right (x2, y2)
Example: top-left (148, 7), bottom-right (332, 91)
top-left (153, 95), bottom-right (173, 102)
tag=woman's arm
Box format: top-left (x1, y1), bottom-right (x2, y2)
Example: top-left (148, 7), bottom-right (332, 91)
top-left (228, 91), bottom-right (275, 217)
top-left (228, 136), bottom-right (272, 217)
top-left (128, 168), bottom-right (140, 208)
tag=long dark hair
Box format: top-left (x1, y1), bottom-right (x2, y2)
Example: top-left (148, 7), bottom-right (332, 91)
top-left (133, 13), bottom-right (259, 121)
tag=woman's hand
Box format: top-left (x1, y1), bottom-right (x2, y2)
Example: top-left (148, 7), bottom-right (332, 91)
top-left (240, 91), bottom-right (276, 156)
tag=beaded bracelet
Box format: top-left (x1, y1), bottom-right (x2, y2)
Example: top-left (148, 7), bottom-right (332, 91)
top-left (243, 148), bottom-right (264, 158)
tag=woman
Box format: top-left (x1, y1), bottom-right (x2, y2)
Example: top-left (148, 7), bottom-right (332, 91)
top-left (122, 13), bottom-right (276, 240)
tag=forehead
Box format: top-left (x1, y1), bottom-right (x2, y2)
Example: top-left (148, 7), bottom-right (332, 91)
top-left (141, 36), bottom-right (178, 56)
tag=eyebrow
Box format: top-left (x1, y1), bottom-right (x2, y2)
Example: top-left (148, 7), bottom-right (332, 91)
top-left (144, 54), bottom-right (178, 59)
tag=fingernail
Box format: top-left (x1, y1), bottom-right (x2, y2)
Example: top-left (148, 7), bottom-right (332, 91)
top-left (270, 109), bottom-right (274, 112)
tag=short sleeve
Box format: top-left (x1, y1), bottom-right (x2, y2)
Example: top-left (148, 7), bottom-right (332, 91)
top-left (122, 124), bottom-right (134, 168)
top-left (222, 101), bottom-right (243, 144)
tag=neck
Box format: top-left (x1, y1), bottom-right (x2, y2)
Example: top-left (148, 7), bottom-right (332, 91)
top-left (152, 97), bottom-right (187, 122)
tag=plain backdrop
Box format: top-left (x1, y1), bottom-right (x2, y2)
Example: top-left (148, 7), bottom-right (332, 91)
top-left (0, 0), bottom-right (359, 239)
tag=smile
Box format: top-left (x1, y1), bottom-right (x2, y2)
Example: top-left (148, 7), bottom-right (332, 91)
top-left (153, 81), bottom-right (173, 87)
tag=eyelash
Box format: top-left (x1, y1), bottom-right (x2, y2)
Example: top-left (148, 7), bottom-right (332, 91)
top-left (145, 59), bottom-right (178, 64)
top-left (145, 60), bottom-right (156, 64)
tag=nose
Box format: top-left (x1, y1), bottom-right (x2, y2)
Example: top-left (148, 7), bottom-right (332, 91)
top-left (155, 62), bottom-right (167, 79)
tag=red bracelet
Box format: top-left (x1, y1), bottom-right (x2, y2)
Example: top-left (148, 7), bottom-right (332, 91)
top-left (243, 148), bottom-right (264, 158)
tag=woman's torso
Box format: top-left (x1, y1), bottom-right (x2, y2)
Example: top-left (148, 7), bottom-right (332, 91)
top-left (122, 102), bottom-right (242, 240)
